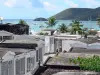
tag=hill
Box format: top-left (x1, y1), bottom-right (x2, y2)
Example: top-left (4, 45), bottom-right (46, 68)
top-left (34, 17), bottom-right (48, 21)
top-left (53, 7), bottom-right (100, 21)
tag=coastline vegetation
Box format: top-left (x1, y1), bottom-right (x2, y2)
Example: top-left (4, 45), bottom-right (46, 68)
top-left (57, 19), bottom-right (89, 35)
top-left (38, 16), bottom-right (99, 36)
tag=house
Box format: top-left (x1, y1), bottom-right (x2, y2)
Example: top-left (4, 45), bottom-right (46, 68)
top-left (0, 37), bottom-right (44, 75)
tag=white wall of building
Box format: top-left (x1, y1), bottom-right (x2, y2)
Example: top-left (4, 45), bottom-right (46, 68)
top-left (2, 51), bottom-right (15, 61)
top-left (62, 40), bottom-right (72, 52)
top-left (0, 49), bottom-right (43, 75)
top-left (45, 36), bottom-right (55, 54)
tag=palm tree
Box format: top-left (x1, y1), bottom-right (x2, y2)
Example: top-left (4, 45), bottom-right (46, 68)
top-left (70, 20), bottom-right (83, 34)
top-left (18, 19), bottom-right (29, 34)
top-left (45, 17), bottom-right (57, 28)
top-left (58, 23), bottom-right (69, 33)
top-left (18, 19), bottom-right (28, 25)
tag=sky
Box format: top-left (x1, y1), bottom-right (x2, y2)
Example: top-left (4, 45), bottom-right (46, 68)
top-left (0, 0), bottom-right (100, 19)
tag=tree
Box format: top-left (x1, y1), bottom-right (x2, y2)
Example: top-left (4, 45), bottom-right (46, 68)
top-left (70, 20), bottom-right (83, 34)
top-left (45, 17), bottom-right (57, 28)
top-left (18, 19), bottom-right (29, 34)
top-left (58, 23), bottom-right (69, 33)
top-left (18, 19), bottom-right (28, 25)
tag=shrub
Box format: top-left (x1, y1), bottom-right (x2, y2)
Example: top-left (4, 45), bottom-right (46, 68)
top-left (44, 32), bottom-right (48, 35)
top-left (70, 55), bottom-right (100, 72)
top-left (39, 32), bottom-right (48, 35)
top-left (39, 32), bottom-right (44, 35)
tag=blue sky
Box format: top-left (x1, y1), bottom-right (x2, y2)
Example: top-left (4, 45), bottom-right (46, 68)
top-left (0, 0), bottom-right (100, 19)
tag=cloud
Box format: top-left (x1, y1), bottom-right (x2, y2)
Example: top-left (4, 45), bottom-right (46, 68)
top-left (81, 0), bottom-right (100, 8)
top-left (4, 0), bottom-right (43, 8)
top-left (4, 0), bottom-right (16, 7)
top-left (64, 0), bottom-right (78, 8)
top-left (43, 2), bottom-right (57, 11)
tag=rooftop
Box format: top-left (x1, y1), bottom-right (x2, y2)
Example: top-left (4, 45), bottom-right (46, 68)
top-left (4, 39), bottom-right (40, 44)
top-left (0, 50), bottom-right (7, 58)
top-left (2, 35), bottom-right (44, 44)
top-left (0, 47), bottom-right (35, 57)
top-left (70, 47), bottom-right (100, 53)
top-left (0, 43), bottom-right (37, 49)
top-left (0, 30), bottom-right (13, 36)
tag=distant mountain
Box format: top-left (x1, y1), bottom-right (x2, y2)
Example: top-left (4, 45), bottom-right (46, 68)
top-left (53, 7), bottom-right (100, 21)
top-left (34, 17), bottom-right (48, 21)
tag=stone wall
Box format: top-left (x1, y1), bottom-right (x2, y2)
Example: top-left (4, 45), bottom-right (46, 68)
top-left (0, 24), bottom-right (29, 35)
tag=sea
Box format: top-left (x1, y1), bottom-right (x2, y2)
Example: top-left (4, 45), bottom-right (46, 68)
top-left (2, 19), bottom-right (100, 33)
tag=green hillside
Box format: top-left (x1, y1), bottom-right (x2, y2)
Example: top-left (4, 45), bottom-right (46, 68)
top-left (53, 7), bottom-right (100, 21)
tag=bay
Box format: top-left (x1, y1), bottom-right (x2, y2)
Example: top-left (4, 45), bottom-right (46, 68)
top-left (2, 19), bottom-right (100, 32)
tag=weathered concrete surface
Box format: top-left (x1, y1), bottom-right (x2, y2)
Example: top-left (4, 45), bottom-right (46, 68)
top-left (45, 53), bottom-right (100, 66)
top-left (53, 72), bottom-right (100, 75)
top-left (58, 53), bottom-right (100, 58)
top-left (43, 54), bottom-right (55, 63)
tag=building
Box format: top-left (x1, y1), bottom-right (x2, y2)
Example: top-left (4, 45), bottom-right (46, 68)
top-left (45, 34), bottom-right (81, 53)
top-left (45, 36), bottom-right (55, 53)
top-left (0, 36), bottom-right (44, 75)
top-left (42, 29), bottom-right (56, 35)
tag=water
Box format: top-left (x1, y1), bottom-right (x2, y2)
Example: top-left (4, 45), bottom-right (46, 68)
top-left (2, 19), bottom-right (100, 32)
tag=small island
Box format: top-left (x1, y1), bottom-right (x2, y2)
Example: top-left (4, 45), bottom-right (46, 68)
top-left (33, 17), bottom-right (48, 21)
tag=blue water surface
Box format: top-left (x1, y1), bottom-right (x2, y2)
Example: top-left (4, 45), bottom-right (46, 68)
top-left (2, 19), bottom-right (100, 32)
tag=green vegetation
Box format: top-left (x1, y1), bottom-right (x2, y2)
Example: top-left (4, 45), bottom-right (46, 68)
top-left (18, 19), bottom-right (28, 25)
top-left (58, 23), bottom-right (69, 33)
top-left (70, 55), bottom-right (100, 72)
top-left (53, 7), bottom-right (100, 21)
top-left (39, 32), bottom-right (48, 35)
top-left (45, 17), bottom-right (57, 28)
top-left (54, 19), bottom-right (97, 36)
top-left (70, 20), bottom-right (83, 34)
